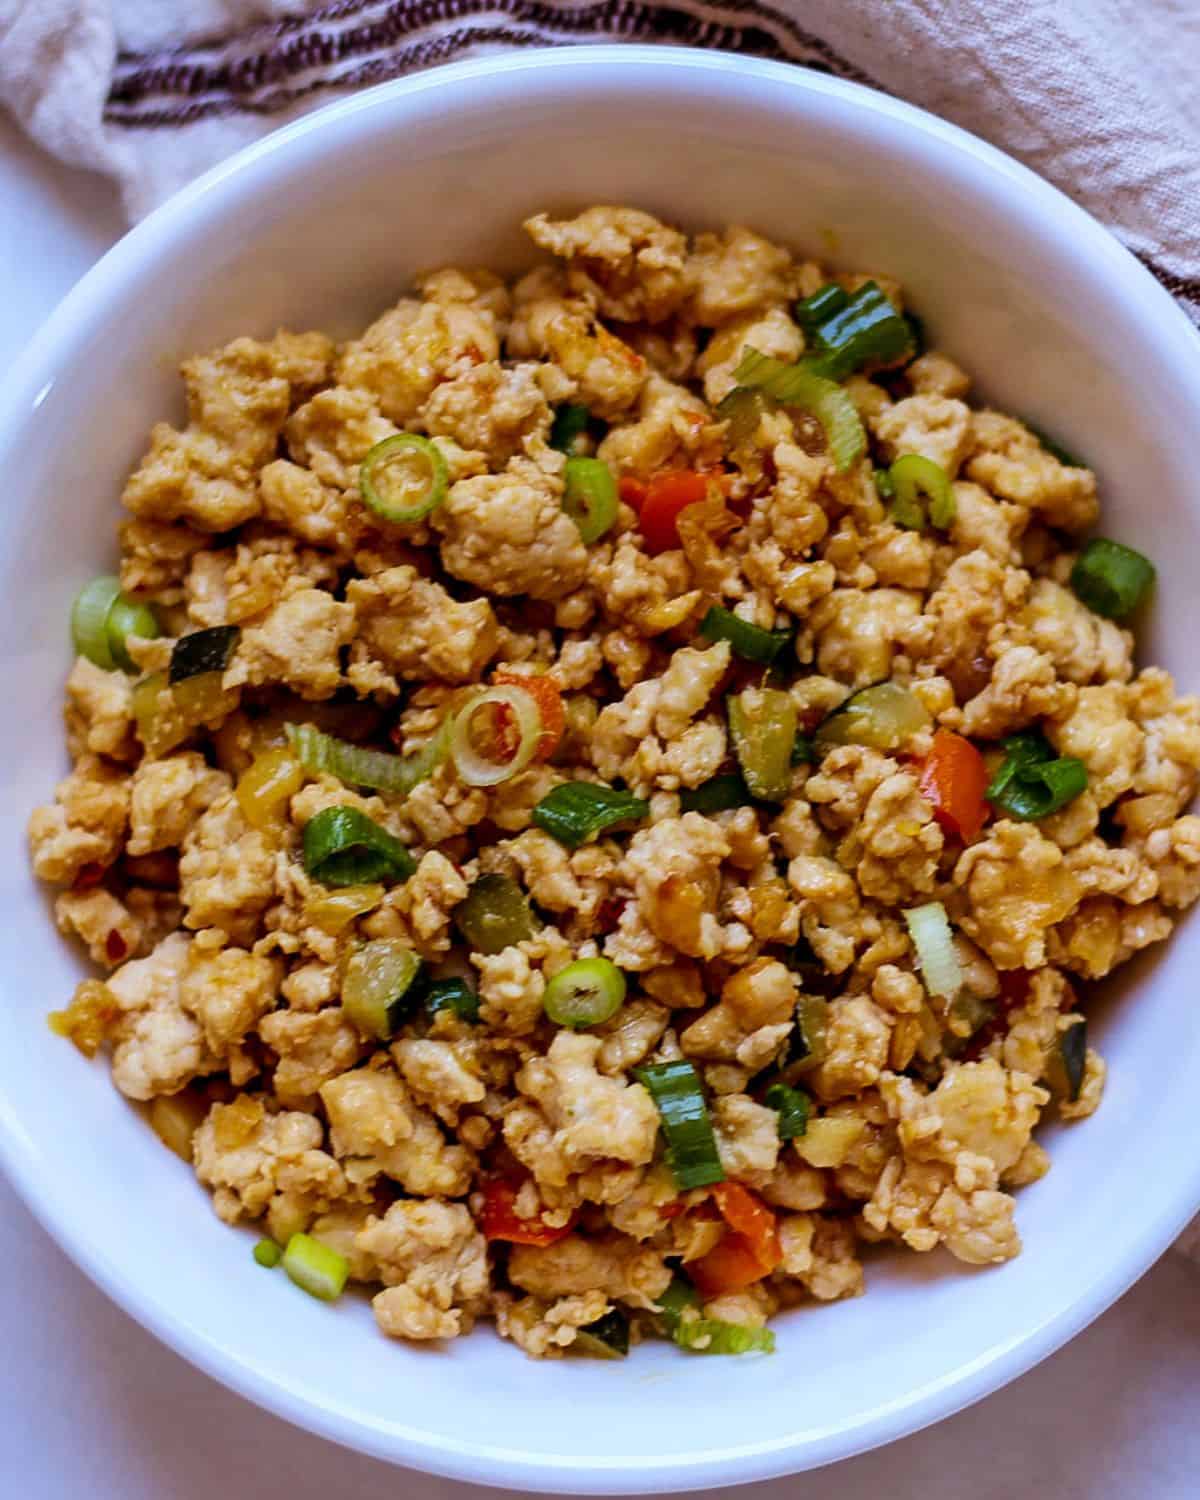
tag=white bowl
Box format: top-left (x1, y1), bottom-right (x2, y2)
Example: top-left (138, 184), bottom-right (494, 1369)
top-left (2, 45), bottom-right (1199, 1494)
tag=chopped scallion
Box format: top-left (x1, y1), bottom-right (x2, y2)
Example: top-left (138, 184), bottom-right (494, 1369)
top-left (985, 731), bottom-right (1088, 820)
top-left (679, 773), bottom-right (751, 815)
top-left (699, 605), bottom-right (791, 665)
top-left (342, 938), bottom-right (424, 1040)
top-left (794, 283), bottom-right (849, 336)
top-left (562, 456), bottom-right (619, 544)
top-left (1069, 538), bottom-right (1155, 621)
top-left (71, 576), bottom-right (160, 673)
top-left (543, 957), bottom-right (627, 1029)
top-left (656, 1278), bottom-right (774, 1355)
top-left (454, 873), bottom-right (539, 955)
top-left (674, 1318), bottom-right (776, 1356)
top-left (450, 684), bottom-right (543, 787)
top-left (253, 1237), bottom-right (282, 1268)
top-left (733, 346), bottom-right (865, 472)
top-left (763, 1081), bottom-right (811, 1140)
top-left (806, 281), bottom-right (916, 379)
top-left (887, 453), bottom-right (955, 531)
top-left (634, 1059), bottom-right (725, 1191)
top-left (359, 433), bottom-right (448, 525)
top-left (727, 688), bottom-right (797, 803)
top-left (70, 576), bottom-right (122, 670)
top-left (301, 806), bottom-right (416, 887)
top-left (904, 902), bottom-right (963, 1000)
top-left (424, 978), bottom-right (480, 1024)
top-left (282, 1233), bottom-right (349, 1302)
top-left (286, 719), bottom-right (449, 799)
top-left (105, 593), bottom-right (160, 672)
top-left (532, 781), bottom-right (649, 849)
top-left (549, 403), bottom-right (593, 455)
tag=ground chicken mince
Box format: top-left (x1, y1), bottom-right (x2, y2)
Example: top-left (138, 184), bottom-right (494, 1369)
top-left (29, 207), bottom-right (1200, 1360)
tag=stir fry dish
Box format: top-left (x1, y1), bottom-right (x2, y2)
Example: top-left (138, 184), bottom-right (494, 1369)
top-left (28, 207), bottom-right (1200, 1359)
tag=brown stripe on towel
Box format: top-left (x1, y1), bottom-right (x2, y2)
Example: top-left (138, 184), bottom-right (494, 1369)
top-left (106, 0), bottom-right (879, 125)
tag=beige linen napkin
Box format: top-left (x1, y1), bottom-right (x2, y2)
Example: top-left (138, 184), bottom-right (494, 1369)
top-left (2, 0), bottom-right (1199, 1263)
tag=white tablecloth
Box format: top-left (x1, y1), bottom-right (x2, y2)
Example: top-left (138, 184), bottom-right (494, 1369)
top-left (3, 106), bottom-right (1199, 1500)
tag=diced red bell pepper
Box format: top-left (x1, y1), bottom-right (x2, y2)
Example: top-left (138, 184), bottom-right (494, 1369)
top-left (919, 729), bottom-right (990, 843)
top-left (480, 1176), bottom-right (576, 1246)
top-left (688, 1181), bottom-right (782, 1298)
top-left (637, 470), bottom-right (712, 554)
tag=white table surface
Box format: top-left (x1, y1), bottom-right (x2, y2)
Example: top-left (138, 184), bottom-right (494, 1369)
top-left (3, 104), bottom-right (1199, 1500)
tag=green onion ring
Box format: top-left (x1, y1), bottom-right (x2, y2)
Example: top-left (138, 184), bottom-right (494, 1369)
top-left (543, 957), bottom-right (627, 1029)
top-left (71, 576), bottom-right (122, 670)
top-left (450, 684), bottom-right (542, 787)
top-left (359, 433), bottom-right (449, 525)
top-left (888, 453), bottom-right (956, 531)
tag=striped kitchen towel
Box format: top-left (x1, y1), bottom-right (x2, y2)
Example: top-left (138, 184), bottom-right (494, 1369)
top-left (2, 0), bottom-right (1200, 1269)
top-left (0, 0), bottom-right (1198, 327)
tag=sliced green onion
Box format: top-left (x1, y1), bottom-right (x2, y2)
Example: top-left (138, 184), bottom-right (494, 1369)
top-left (253, 1237), bottom-right (282, 1268)
top-left (699, 606), bottom-right (791, 665)
top-left (734, 347), bottom-right (865, 472)
top-left (655, 1280), bottom-right (774, 1354)
top-left (72, 577), bottom-right (157, 672)
top-left (302, 806), bottom-right (416, 887)
top-left (1026, 422), bottom-right (1084, 469)
top-left (574, 1308), bottom-right (630, 1359)
top-left (986, 731), bottom-right (1088, 820)
top-left (782, 995), bottom-right (831, 1077)
top-left (71, 576), bottom-right (121, 669)
top-left (874, 466), bottom-right (896, 501)
top-left (106, 593), bottom-right (160, 672)
top-left (342, 938), bottom-right (424, 1040)
top-left (905, 902), bottom-right (962, 1000)
top-left (550, 403), bottom-right (593, 455)
top-left (286, 719), bottom-right (449, 800)
top-left (359, 433), bottom-right (448, 525)
top-left (1069, 538), bottom-right (1155, 621)
top-left (679, 773), bottom-right (751, 815)
top-left (450, 685), bottom-right (542, 787)
top-left (562, 456), bottom-right (619, 544)
top-left (727, 688), bottom-right (797, 803)
top-left (169, 626), bottom-right (240, 684)
top-left (807, 281), bottom-right (916, 379)
top-left (795, 282), bottom-right (849, 336)
top-left (763, 1081), bottom-right (810, 1140)
top-left (674, 1318), bottom-right (775, 1356)
top-left (531, 781), bottom-right (650, 848)
top-left (634, 1059), bottom-right (725, 1191)
top-left (282, 1232), bottom-right (349, 1302)
top-left (656, 1276), bottom-right (701, 1334)
top-left (543, 957), bottom-right (626, 1029)
top-left (1046, 1018), bottom-right (1088, 1102)
top-left (888, 453), bottom-right (955, 531)
top-left (454, 873), bottom-right (539, 955)
top-left (424, 978), bottom-right (480, 1024)
top-left (988, 755), bottom-right (1088, 820)
top-left (813, 681), bottom-right (931, 754)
